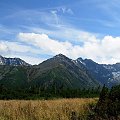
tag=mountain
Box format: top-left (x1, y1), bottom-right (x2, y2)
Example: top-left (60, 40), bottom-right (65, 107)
top-left (103, 63), bottom-right (120, 86)
top-left (27, 54), bottom-right (100, 89)
top-left (0, 55), bottom-right (30, 66)
top-left (0, 65), bottom-right (29, 89)
top-left (0, 54), bottom-right (100, 90)
top-left (1, 54), bottom-right (120, 90)
top-left (76, 58), bottom-right (120, 87)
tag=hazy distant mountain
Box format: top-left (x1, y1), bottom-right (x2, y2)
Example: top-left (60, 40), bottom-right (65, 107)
top-left (76, 58), bottom-right (120, 87)
top-left (0, 55), bottom-right (30, 66)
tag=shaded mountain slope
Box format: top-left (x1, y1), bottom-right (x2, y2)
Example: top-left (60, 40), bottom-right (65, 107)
top-left (27, 54), bottom-right (100, 89)
top-left (0, 54), bottom-right (100, 90)
top-left (76, 58), bottom-right (120, 87)
top-left (0, 65), bottom-right (29, 89)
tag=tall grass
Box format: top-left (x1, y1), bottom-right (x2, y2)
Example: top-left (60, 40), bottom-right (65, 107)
top-left (0, 98), bottom-right (98, 120)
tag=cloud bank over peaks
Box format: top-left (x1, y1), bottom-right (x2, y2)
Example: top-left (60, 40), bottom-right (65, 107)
top-left (0, 40), bottom-right (45, 65)
top-left (18, 32), bottom-right (120, 64)
top-left (18, 33), bottom-right (72, 55)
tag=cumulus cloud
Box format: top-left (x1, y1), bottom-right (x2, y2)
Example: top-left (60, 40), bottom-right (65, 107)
top-left (0, 40), bottom-right (45, 64)
top-left (0, 41), bottom-right (9, 54)
top-left (18, 32), bottom-right (120, 64)
top-left (0, 41), bottom-right (41, 54)
top-left (1, 32), bottom-right (120, 65)
top-left (19, 33), bottom-right (72, 55)
top-left (18, 33), bottom-right (86, 59)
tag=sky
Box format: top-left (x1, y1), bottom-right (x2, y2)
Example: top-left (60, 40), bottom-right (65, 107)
top-left (0, 0), bottom-right (120, 64)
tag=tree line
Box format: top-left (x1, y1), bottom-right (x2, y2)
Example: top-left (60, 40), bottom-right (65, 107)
top-left (0, 84), bottom-right (101, 100)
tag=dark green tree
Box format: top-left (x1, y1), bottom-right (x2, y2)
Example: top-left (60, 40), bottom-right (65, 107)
top-left (95, 84), bottom-right (109, 119)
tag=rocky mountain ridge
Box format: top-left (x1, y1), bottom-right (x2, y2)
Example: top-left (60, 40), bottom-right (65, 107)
top-left (0, 55), bottom-right (30, 66)
top-left (0, 54), bottom-right (100, 90)
top-left (76, 57), bottom-right (120, 87)
top-left (1, 54), bottom-right (120, 88)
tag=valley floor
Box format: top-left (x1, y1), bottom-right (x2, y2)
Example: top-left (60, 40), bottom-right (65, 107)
top-left (0, 98), bottom-right (98, 120)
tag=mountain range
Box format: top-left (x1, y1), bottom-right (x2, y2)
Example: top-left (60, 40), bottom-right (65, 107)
top-left (0, 55), bottom-right (29, 66)
top-left (0, 54), bottom-right (120, 90)
top-left (76, 57), bottom-right (120, 87)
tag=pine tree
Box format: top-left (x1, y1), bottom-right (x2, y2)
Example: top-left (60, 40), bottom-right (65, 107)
top-left (95, 84), bottom-right (109, 119)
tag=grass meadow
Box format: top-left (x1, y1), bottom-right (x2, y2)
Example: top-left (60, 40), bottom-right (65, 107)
top-left (0, 98), bottom-right (98, 120)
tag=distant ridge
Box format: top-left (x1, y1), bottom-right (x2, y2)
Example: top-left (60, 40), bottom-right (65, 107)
top-left (0, 55), bottom-right (30, 66)
top-left (76, 57), bottom-right (120, 87)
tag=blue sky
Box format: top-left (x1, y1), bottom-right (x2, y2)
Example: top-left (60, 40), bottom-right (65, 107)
top-left (0, 0), bottom-right (120, 64)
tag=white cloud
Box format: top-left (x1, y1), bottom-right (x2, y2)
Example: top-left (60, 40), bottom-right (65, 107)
top-left (61, 7), bottom-right (73, 14)
top-left (0, 41), bottom-right (41, 54)
top-left (5, 54), bottom-right (44, 65)
top-left (0, 41), bottom-right (9, 54)
top-left (0, 40), bottom-right (46, 64)
top-left (19, 56), bottom-right (44, 65)
top-left (1, 32), bottom-right (120, 65)
top-left (29, 25), bottom-right (99, 43)
top-left (18, 32), bottom-right (120, 64)
top-left (18, 33), bottom-right (72, 55)
top-left (75, 35), bottom-right (120, 64)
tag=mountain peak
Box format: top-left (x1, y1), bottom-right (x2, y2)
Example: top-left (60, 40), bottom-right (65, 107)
top-left (0, 55), bottom-right (3, 57)
top-left (77, 57), bottom-right (83, 60)
top-left (54, 54), bottom-right (67, 58)
top-left (0, 55), bottom-right (30, 66)
top-left (53, 54), bottom-right (71, 61)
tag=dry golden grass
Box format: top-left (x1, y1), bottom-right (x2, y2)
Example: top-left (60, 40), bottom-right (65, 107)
top-left (0, 98), bottom-right (98, 120)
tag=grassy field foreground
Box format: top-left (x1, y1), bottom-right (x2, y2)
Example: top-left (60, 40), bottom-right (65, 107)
top-left (0, 98), bottom-right (98, 120)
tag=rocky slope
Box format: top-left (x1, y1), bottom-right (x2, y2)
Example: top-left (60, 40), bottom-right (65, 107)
top-left (76, 58), bottom-right (120, 87)
top-left (0, 55), bottom-right (30, 66)
top-left (1, 54), bottom-right (120, 89)
top-left (0, 54), bottom-right (100, 90)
